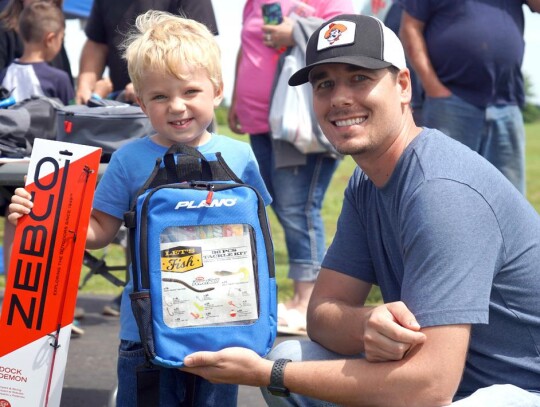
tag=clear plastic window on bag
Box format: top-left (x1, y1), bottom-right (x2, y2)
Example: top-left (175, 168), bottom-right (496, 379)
top-left (159, 224), bottom-right (259, 328)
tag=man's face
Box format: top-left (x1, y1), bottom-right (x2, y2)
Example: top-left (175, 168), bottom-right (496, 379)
top-left (309, 64), bottom-right (407, 160)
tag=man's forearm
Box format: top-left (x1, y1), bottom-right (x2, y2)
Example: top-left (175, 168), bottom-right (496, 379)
top-left (526, 0), bottom-right (540, 12)
top-left (281, 325), bottom-right (469, 407)
top-left (308, 299), bottom-right (372, 355)
top-left (76, 40), bottom-right (108, 103)
top-left (399, 13), bottom-right (448, 97)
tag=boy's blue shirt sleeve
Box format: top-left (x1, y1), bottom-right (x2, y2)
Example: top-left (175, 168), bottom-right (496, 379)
top-left (202, 134), bottom-right (272, 206)
top-left (242, 148), bottom-right (272, 207)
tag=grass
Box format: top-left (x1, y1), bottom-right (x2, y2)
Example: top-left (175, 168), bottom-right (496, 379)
top-left (2, 123), bottom-right (540, 305)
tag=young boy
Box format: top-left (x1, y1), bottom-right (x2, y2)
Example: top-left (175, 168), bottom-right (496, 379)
top-left (9, 10), bottom-right (271, 406)
top-left (0, 1), bottom-right (74, 105)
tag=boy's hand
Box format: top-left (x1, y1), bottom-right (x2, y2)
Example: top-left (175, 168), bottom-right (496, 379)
top-left (363, 301), bottom-right (426, 362)
top-left (8, 187), bottom-right (33, 225)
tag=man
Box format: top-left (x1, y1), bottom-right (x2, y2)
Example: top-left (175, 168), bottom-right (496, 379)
top-left (399, 0), bottom-right (540, 194)
top-left (181, 14), bottom-right (540, 406)
top-left (75, 0), bottom-right (218, 104)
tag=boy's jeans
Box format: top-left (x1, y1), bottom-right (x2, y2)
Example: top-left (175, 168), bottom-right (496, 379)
top-left (261, 340), bottom-right (540, 407)
top-left (116, 340), bottom-right (238, 406)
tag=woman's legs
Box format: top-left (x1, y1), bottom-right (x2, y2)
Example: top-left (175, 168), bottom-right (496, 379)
top-left (250, 134), bottom-right (338, 318)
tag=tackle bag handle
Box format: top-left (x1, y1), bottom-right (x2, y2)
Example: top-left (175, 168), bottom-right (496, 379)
top-left (162, 144), bottom-right (213, 184)
top-left (160, 143), bottom-right (243, 185)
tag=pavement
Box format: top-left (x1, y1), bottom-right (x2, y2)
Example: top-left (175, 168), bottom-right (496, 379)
top-left (1, 292), bottom-right (301, 407)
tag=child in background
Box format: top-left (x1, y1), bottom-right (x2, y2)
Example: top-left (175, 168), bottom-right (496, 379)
top-left (9, 10), bottom-right (271, 406)
top-left (0, 1), bottom-right (74, 104)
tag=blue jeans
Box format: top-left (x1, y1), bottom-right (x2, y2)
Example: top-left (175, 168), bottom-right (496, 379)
top-left (250, 134), bottom-right (339, 282)
top-left (261, 340), bottom-right (540, 407)
top-left (422, 94), bottom-right (525, 193)
top-left (116, 340), bottom-right (238, 406)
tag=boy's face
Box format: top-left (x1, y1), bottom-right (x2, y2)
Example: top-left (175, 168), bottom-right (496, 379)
top-left (136, 68), bottom-right (223, 148)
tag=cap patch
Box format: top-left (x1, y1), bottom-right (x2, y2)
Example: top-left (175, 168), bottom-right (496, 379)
top-left (317, 20), bottom-right (356, 51)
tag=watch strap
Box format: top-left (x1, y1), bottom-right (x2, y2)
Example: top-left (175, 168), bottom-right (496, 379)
top-left (268, 358), bottom-right (291, 397)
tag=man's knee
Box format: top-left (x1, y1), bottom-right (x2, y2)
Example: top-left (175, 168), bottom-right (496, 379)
top-left (268, 340), bottom-right (345, 363)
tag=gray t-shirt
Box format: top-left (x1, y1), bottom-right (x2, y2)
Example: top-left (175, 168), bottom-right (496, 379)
top-left (323, 128), bottom-right (540, 398)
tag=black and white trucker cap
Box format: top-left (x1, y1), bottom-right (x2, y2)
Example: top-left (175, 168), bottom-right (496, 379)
top-left (288, 14), bottom-right (407, 86)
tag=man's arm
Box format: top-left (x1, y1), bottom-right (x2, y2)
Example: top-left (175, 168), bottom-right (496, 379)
top-left (399, 12), bottom-right (450, 98)
top-left (75, 39), bottom-right (108, 104)
top-left (308, 268), bottom-right (425, 359)
top-left (184, 324), bottom-right (470, 407)
top-left (526, 0), bottom-right (540, 12)
top-left (227, 48), bottom-right (244, 135)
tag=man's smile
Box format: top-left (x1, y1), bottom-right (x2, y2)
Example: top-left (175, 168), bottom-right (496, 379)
top-left (333, 116), bottom-right (366, 127)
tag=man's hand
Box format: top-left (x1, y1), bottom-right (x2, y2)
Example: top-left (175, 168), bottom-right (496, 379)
top-left (122, 83), bottom-right (137, 104)
top-left (75, 85), bottom-right (93, 105)
top-left (363, 301), bottom-right (426, 362)
top-left (8, 187), bottom-right (33, 225)
top-left (227, 102), bottom-right (244, 135)
top-left (182, 347), bottom-right (272, 386)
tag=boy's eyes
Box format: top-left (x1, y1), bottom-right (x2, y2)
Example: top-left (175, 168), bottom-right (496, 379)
top-left (151, 89), bottom-right (199, 99)
top-left (185, 88), bottom-right (201, 95)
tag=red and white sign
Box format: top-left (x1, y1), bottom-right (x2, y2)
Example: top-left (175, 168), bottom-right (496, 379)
top-left (0, 139), bottom-right (101, 407)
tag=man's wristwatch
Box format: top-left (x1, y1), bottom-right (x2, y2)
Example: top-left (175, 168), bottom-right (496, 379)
top-left (267, 358), bottom-right (292, 397)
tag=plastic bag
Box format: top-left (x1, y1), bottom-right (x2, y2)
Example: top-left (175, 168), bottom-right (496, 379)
top-left (268, 46), bottom-right (334, 154)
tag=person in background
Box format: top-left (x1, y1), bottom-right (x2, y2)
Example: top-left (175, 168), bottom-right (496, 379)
top-left (180, 14), bottom-right (540, 407)
top-left (75, 0), bottom-right (218, 105)
top-left (377, 0), bottom-right (423, 123)
top-left (228, 0), bottom-right (354, 335)
top-left (0, 1), bottom-right (74, 104)
top-left (0, 0), bottom-right (72, 80)
top-left (10, 10), bottom-right (271, 406)
top-left (399, 0), bottom-right (540, 194)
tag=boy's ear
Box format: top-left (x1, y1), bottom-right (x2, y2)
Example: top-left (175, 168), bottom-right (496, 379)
top-left (136, 96), bottom-right (147, 114)
top-left (213, 83), bottom-right (224, 108)
top-left (44, 32), bottom-right (55, 47)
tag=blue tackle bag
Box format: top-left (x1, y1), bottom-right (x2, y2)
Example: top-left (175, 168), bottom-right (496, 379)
top-left (124, 144), bottom-right (277, 369)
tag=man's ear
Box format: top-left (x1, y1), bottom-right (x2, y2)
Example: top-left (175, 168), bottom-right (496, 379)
top-left (213, 83), bottom-right (224, 108)
top-left (397, 68), bottom-right (412, 105)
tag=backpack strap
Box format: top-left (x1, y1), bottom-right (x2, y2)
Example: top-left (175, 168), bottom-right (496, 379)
top-left (146, 144), bottom-right (244, 189)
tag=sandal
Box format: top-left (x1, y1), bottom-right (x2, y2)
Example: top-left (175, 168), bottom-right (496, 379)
top-left (277, 303), bottom-right (307, 336)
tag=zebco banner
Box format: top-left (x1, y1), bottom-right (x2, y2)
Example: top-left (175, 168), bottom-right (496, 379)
top-left (0, 139), bottom-right (101, 407)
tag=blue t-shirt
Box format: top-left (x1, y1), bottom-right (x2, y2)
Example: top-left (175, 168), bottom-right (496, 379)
top-left (400, 0), bottom-right (526, 108)
top-left (323, 128), bottom-right (540, 397)
top-left (92, 134), bottom-right (271, 341)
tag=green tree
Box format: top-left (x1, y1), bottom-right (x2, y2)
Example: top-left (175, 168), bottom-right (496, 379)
top-left (524, 73), bottom-right (540, 123)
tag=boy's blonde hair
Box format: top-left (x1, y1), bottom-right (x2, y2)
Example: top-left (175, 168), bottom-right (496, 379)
top-left (122, 10), bottom-right (223, 95)
top-left (19, 2), bottom-right (65, 43)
